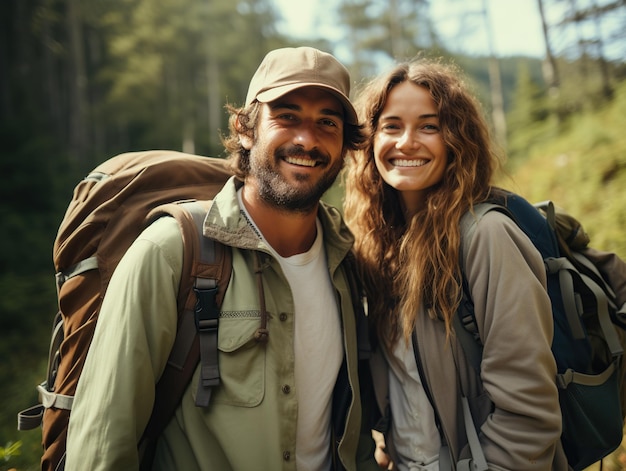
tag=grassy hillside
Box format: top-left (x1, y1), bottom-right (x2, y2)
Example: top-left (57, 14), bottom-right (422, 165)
top-left (499, 80), bottom-right (626, 259)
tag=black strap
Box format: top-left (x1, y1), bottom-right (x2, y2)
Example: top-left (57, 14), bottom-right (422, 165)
top-left (183, 203), bottom-right (222, 408)
top-left (454, 296), bottom-right (483, 377)
top-left (194, 281), bottom-right (220, 407)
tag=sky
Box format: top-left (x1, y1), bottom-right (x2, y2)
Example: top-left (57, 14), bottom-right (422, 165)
top-left (272, 0), bottom-right (547, 59)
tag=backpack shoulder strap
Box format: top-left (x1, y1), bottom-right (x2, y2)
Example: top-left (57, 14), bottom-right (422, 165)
top-left (138, 200), bottom-right (232, 468)
top-left (457, 197), bottom-right (538, 374)
top-left (459, 202), bottom-right (511, 275)
top-left (181, 201), bottom-right (232, 408)
top-left (456, 202), bottom-right (506, 377)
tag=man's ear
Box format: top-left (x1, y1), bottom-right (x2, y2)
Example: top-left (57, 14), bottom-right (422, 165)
top-left (235, 115), bottom-right (254, 150)
top-left (239, 132), bottom-right (253, 150)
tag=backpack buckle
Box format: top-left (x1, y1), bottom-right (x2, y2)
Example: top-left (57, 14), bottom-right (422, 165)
top-left (194, 286), bottom-right (219, 332)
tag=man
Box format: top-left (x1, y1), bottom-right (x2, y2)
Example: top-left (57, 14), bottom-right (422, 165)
top-left (65, 47), bottom-right (378, 470)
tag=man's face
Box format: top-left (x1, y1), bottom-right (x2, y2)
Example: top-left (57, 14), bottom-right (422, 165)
top-left (242, 87), bottom-right (346, 213)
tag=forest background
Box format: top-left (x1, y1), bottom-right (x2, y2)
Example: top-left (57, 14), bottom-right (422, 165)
top-left (1, 0), bottom-right (625, 469)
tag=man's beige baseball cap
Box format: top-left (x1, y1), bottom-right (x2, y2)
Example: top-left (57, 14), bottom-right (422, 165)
top-left (245, 47), bottom-right (358, 125)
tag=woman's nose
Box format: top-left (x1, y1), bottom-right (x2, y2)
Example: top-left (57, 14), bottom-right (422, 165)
top-left (396, 129), bottom-right (419, 151)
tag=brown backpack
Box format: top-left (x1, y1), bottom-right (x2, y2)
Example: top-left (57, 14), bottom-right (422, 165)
top-left (17, 150), bottom-right (233, 470)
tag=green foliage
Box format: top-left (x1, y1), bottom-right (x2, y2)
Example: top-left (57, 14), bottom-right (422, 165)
top-left (0, 271), bottom-right (54, 470)
top-left (507, 62), bottom-right (550, 130)
top-left (338, 0), bottom-right (436, 80)
top-left (454, 55), bottom-right (544, 114)
top-left (0, 441), bottom-right (21, 465)
top-left (93, 0), bottom-right (285, 160)
top-left (500, 80), bottom-right (626, 258)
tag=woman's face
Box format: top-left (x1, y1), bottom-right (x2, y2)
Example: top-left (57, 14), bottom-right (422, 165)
top-left (373, 81), bottom-right (447, 216)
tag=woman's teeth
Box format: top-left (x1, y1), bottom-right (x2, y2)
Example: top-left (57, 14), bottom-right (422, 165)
top-left (391, 159), bottom-right (427, 167)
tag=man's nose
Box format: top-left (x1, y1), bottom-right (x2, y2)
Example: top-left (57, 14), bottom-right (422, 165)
top-left (292, 123), bottom-right (318, 150)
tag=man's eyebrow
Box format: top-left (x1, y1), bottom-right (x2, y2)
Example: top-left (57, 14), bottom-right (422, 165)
top-left (269, 102), bottom-right (300, 112)
top-left (321, 108), bottom-right (344, 120)
top-left (268, 102), bottom-right (344, 120)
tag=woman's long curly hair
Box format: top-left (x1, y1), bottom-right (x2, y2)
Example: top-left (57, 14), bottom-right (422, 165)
top-left (344, 58), bottom-right (503, 349)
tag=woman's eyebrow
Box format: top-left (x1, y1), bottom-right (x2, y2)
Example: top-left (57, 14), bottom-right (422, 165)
top-left (380, 113), bottom-right (439, 120)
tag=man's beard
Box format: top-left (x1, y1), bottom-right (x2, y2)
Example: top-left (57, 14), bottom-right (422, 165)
top-left (250, 146), bottom-right (344, 214)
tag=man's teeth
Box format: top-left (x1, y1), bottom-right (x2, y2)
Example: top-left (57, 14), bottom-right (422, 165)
top-left (285, 156), bottom-right (317, 167)
top-left (392, 159), bottom-right (427, 167)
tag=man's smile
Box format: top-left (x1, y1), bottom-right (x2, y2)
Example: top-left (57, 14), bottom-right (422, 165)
top-left (284, 156), bottom-right (318, 167)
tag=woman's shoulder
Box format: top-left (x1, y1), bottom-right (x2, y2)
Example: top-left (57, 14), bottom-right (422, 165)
top-left (461, 203), bottom-right (526, 249)
top-left (474, 208), bottom-right (519, 232)
top-left (463, 204), bottom-right (545, 279)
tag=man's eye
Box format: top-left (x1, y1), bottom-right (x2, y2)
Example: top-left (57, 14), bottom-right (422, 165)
top-left (277, 113), bottom-right (296, 121)
top-left (320, 118), bottom-right (338, 127)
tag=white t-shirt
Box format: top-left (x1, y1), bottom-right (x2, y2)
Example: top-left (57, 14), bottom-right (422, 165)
top-left (239, 191), bottom-right (343, 471)
top-left (385, 335), bottom-right (441, 471)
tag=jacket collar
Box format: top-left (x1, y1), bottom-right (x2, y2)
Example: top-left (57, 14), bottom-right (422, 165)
top-left (203, 177), bottom-right (354, 271)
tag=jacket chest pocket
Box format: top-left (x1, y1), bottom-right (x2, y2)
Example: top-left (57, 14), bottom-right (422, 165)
top-left (192, 312), bottom-right (266, 407)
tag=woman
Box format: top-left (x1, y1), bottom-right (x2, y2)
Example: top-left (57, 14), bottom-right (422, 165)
top-left (344, 58), bottom-right (569, 470)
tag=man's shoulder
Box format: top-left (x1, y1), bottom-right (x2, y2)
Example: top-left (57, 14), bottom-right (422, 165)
top-left (127, 216), bottom-right (184, 264)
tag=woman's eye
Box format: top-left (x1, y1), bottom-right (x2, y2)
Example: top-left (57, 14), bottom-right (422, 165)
top-left (380, 123), bottom-right (399, 131)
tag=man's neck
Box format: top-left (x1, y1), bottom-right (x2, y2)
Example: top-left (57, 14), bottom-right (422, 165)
top-left (241, 185), bottom-right (319, 258)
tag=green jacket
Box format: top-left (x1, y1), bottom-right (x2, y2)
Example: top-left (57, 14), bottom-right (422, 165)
top-left (66, 177), bottom-right (377, 470)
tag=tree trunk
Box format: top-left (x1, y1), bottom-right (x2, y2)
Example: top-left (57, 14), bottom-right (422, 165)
top-left (66, 0), bottom-right (89, 162)
top-left (590, 0), bottom-right (613, 99)
top-left (388, 0), bottom-right (401, 58)
top-left (182, 118), bottom-right (196, 155)
top-left (482, 0), bottom-right (507, 149)
top-left (537, 0), bottom-right (560, 97)
top-left (206, 38), bottom-right (221, 155)
top-left (42, 6), bottom-right (64, 140)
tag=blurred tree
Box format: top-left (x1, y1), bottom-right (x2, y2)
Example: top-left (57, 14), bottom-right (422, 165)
top-left (508, 62), bottom-right (550, 129)
top-left (337, 0), bottom-right (440, 81)
top-left (505, 61), bottom-right (552, 163)
top-left (1, 0), bottom-right (287, 175)
top-left (99, 0), bottom-right (283, 163)
top-left (538, 0), bottom-right (561, 98)
top-left (540, 0), bottom-right (625, 116)
top-left (480, 0), bottom-right (507, 149)
top-left (66, 0), bottom-right (89, 162)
